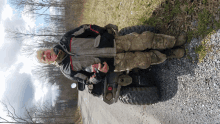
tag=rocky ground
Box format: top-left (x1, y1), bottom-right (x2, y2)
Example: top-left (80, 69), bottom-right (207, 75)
top-left (78, 29), bottom-right (220, 124)
top-left (78, 86), bottom-right (161, 124)
top-left (142, 29), bottom-right (220, 124)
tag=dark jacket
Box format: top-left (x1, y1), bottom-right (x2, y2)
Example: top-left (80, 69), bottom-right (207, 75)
top-left (53, 24), bottom-right (115, 83)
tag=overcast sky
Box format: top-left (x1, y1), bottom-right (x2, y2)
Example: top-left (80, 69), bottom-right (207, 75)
top-left (0, 0), bottom-right (60, 121)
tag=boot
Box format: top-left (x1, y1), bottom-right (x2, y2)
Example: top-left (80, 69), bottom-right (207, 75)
top-left (174, 32), bottom-right (187, 47)
top-left (150, 50), bottom-right (167, 65)
top-left (165, 48), bottom-right (185, 59)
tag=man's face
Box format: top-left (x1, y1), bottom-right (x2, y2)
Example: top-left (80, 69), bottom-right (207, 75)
top-left (41, 49), bottom-right (57, 64)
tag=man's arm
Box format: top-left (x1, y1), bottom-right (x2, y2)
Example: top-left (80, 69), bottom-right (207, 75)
top-left (64, 24), bottom-right (107, 38)
top-left (63, 23), bottom-right (118, 38)
top-left (59, 63), bottom-right (93, 84)
top-left (63, 25), bottom-right (84, 37)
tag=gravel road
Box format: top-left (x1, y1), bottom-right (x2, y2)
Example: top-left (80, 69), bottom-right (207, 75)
top-left (78, 29), bottom-right (220, 124)
top-left (78, 86), bottom-right (160, 124)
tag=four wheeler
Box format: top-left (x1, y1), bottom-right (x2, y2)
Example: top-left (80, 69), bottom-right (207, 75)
top-left (85, 25), bottom-right (161, 105)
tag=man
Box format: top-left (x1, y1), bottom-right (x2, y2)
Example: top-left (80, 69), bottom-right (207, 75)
top-left (36, 24), bottom-right (186, 85)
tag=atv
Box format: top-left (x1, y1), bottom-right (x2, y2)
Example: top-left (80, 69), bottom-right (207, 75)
top-left (93, 68), bottom-right (160, 105)
top-left (79, 25), bottom-right (161, 105)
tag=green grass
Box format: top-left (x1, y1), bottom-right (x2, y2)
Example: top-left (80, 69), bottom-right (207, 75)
top-left (195, 44), bottom-right (208, 63)
top-left (195, 30), bottom-right (216, 63)
top-left (188, 5), bottom-right (195, 15)
top-left (138, 0), bottom-right (220, 63)
top-left (202, 0), bottom-right (208, 5)
top-left (197, 9), bottom-right (213, 37)
top-left (172, 0), bottom-right (181, 14)
top-left (80, 0), bottom-right (220, 63)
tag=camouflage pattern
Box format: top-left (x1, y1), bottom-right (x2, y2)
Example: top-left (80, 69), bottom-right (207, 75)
top-left (114, 31), bottom-right (178, 72)
top-left (115, 31), bottom-right (176, 52)
top-left (166, 48), bottom-right (185, 59)
top-left (114, 51), bottom-right (167, 72)
top-left (114, 52), bottom-right (152, 72)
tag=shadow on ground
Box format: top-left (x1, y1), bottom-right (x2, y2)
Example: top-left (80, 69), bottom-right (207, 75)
top-left (146, 57), bottom-right (197, 102)
top-left (138, 0), bottom-right (220, 102)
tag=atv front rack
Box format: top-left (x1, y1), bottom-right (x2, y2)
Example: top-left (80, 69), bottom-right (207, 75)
top-left (103, 77), bottom-right (121, 105)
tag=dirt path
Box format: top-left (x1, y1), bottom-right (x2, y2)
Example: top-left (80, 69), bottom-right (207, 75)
top-left (78, 86), bottom-right (160, 124)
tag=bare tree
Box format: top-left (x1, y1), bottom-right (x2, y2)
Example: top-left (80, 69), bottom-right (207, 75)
top-left (0, 101), bottom-right (36, 123)
top-left (29, 101), bottom-right (76, 123)
top-left (9, 0), bottom-right (65, 12)
top-left (6, 27), bottom-right (63, 40)
top-left (8, 0), bottom-right (67, 20)
top-left (31, 64), bottom-right (63, 85)
top-left (0, 100), bottom-right (76, 124)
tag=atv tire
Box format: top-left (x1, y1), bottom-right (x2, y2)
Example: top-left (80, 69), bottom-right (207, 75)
top-left (77, 82), bottom-right (85, 91)
top-left (119, 87), bottom-right (159, 105)
top-left (118, 25), bottom-right (160, 36)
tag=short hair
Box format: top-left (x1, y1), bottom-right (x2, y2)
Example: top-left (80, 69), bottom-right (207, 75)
top-left (36, 48), bottom-right (50, 64)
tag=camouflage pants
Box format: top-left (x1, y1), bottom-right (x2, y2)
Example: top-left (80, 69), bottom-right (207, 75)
top-left (114, 31), bottom-right (176, 72)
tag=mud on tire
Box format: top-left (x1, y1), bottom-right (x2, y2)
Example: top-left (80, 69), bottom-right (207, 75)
top-left (119, 87), bottom-right (160, 105)
top-left (118, 25), bottom-right (160, 36)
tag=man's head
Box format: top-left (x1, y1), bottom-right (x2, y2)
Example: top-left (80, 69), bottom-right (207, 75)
top-left (36, 48), bottom-right (58, 64)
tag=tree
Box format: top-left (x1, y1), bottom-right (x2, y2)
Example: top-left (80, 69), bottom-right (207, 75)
top-left (0, 101), bottom-right (36, 123)
top-left (9, 0), bottom-right (65, 14)
top-left (0, 101), bottom-right (76, 123)
top-left (6, 27), bottom-right (63, 40)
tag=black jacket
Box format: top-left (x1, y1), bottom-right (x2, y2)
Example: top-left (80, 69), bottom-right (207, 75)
top-left (53, 24), bottom-right (115, 83)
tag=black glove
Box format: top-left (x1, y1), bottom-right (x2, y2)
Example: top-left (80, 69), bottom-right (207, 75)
top-left (104, 24), bottom-right (118, 31)
top-left (89, 69), bottom-right (106, 84)
top-left (104, 24), bottom-right (119, 36)
top-left (95, 70), bottom-right (106, 80)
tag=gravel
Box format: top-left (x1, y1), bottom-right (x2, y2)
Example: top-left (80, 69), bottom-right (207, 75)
top-left (143, 29), bottom-right (220, 124)
top-left (79, 29), bottom-right (220, 124)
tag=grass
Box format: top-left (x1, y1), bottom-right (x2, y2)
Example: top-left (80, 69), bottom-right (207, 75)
top-left (64, 0), bottom-right (86, 30)
top-left (80, 0), bottom-right (220, 63)
top-left (195, 45), bottom-right (208, 63)
top-left (81, 0), bottom-right (163, 30)
top-left (195, 30), bottom-right (216, 63)
top-left (141, 0), bottom-right (219, 63)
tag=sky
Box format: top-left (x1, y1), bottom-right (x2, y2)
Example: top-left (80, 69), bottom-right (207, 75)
top-left (0, 0), bottom-right (60, 122)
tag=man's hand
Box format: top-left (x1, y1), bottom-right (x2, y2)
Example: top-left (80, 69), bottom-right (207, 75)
top-left (89, 73), bottom-right (102, 84)
top-left (104, 24), bottom-right (119, 36)
top-left (92, 62), bottom-right (109, 73)
top-left (104, 24), bottom-right (118, 31)
top-left (89, 69), bottom-right (106, 84)
top-left (98, 62), bottom-right (109, 73)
